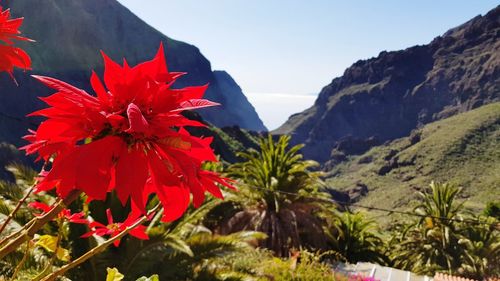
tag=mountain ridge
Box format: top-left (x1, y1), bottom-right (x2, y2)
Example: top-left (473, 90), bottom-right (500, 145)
top-left (0, 0), bottom-right (265, 147)
top-left (274, 5), bottom-right (500, 162)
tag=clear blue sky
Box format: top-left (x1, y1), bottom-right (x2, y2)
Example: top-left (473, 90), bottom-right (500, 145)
top-left (117, 1), bottom-right (498, 129)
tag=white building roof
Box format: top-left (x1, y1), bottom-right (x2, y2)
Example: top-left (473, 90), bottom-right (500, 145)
top-left (333, 262), bottom-right (433, 281)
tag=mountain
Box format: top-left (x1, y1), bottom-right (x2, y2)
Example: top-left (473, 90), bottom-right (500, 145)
top-left (326, 102), bottom-right (500, 224)
top-left (0, 0), bottom-right (266, 147)
top-left (274, 6), bottom-right (500, 163)
top-left (212, 71), bottom-right (266, 131)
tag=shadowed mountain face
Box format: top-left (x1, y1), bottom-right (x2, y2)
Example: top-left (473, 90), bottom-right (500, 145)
top-left (0, 0), bottom-right (266, 146)
top-left (274, 6), bottom-right (500, 162)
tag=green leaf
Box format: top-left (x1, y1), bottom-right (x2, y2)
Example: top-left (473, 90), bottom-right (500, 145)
top-left (56, 247), bottom-right (71, 262)
top-left (35, 235), bottom-right (71, 261)
top-left (135, 274), bottom-right (159, 281)
top-left (164, 235), bottom-right (194, 257)
top-left (35, 235), bottom-right (58, 252)
top-left (106, 267), bottom-right (124, 281)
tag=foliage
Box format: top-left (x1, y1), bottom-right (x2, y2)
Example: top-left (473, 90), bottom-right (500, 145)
top-left (222, 248), bottom-right (365, 281)
top-left (255, 250), bottom-right (337, 281)
top-left (105, 267), bottom-right (160, 281)
top-left (223, 135), bottom-right (332, 256)
top-left (326, 212), bottom-right (387, 264)
top-left (105, 249), bottom-right (373, 281)
top-left (83, 197), bottom-right (265, 281)
top-left (457, 216), bottom-right (500, 279)
top-left (413, 182), bottom-right (465, 225)
top-left (210, 126), bottom-right (246, 153)
top-left (0, 163), bottom-right (38, 231)
top-left (0, 165), bottom-right (58, 279)
top-left (1, 149), bottom-right (497, 281)
top-left (391, 182), bottom-right (466, 274)
top-left (106, 267), bottom-right (125, 281)
top-left (326, 102), bottom-right (500, 226)
top-left (483, 201), bottom-right (500, 219)
top-left (391, 182), bottom-right (500, 279)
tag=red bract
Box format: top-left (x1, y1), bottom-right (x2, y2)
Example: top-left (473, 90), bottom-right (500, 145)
top-left (0, 6), bottom-right (32, 81)
top-left (23, 43), bottom-right (235, 222)
top-left (29, 201), bottom-right (89, 224)
top-left (82, 209), bottom-right (148, 247)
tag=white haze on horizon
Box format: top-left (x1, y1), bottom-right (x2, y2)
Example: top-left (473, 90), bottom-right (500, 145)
top-left (245, 92), bottom-right (318, 131)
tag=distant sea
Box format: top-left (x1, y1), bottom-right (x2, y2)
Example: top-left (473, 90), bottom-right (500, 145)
top-left (245, 92), bottom-right (317, 131)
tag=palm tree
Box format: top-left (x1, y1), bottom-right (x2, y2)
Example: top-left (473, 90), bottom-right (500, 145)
top-left (326, 211), bottom-right (387, 264)
top-left (220, 135), bottom-right (332, 256)
top-left (391, 182), bottom-right (464, 274)
top-left (125, 226), bottom-right (265, 281)
top-left (457, 215), bottom-right (500, 279)
top-left (413, 181), bottom-right (464, 228)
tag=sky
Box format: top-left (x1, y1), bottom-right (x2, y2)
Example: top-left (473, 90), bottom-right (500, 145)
top-left (117, 1), bottom-right (498, 130)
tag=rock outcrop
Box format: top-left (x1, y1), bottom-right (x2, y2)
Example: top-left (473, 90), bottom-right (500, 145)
top-left (274, 6), bottom-right (500, 162)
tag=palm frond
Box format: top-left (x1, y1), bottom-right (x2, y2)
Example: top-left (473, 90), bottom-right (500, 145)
top-left (223, 135), bottom-right (332, 256)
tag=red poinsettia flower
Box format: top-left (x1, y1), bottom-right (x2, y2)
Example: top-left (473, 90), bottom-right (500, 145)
top-left (0, 6), bottom-right (32, 81)
top-left (23, 43), bottom-right (235, 222)
top-left (29, 201), bottom-right (89, 224)
top-left (82, 209), bottom-right (148, 247)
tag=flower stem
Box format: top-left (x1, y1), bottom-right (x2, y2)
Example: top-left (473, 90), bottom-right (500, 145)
top-left (0, 185), bottom-right (34, 234)
top-left (32, 221), bottom-right (64, 281)
top-left (9, 241), bottom-right (30, 281)
top-left (0, 162), bottom-right (47, 235)
top-left (0, 219), bottom-right (35, 246)
top-left (0, 190), bottom-right (80, 260)
top-left (40, 204), bottom-right (160, 281)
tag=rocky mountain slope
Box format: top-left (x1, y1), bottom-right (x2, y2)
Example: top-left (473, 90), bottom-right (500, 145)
top-left (326, 102), bottom-right (500, 223)
top-left (0, 0), bottom-right (265, 147)
top-left (275, 6), bottom-right (500, 162)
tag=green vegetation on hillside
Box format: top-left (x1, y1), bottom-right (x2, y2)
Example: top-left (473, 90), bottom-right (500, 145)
top-left (326, 102), bottom-right (500, 220)
top-left (1, 134), bottom-right (498, 280)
